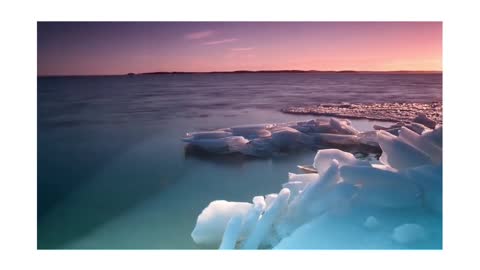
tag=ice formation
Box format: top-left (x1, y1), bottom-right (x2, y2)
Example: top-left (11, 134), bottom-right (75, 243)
top-left (182, 111), bottom-right (441, 159)
top-left (183, 118), bottom-right (382, 157)
top-left (191, 200), bottom-right (253, 245)
top-left (281, 102), bottom-right (442, 124)
top-left (219, 214), bottom-right (243, 249)
top-left (190, 114), bottom-right (442, 249)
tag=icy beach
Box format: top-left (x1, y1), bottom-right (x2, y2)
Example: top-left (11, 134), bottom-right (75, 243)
top-left (189, 115), bottom-right (442, 249)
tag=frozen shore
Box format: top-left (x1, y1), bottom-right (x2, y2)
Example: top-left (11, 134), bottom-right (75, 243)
top-left (189, 114), bottom-right (442, 249)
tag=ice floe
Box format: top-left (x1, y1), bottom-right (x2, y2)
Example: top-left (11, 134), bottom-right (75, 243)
top-left (183, 117), bottom-right (382, 157)
top-left (190, 114), bottom-right (442, 249)
top-left (191, 200), bottom-right (253, 246)
top-left (183, 111), bottom-right (441, 159)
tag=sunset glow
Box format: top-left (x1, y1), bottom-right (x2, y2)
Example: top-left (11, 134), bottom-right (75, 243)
top-left (37, 22), bottom-right (442, 76)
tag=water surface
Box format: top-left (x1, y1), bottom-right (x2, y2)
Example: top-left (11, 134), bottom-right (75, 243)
top-left (37, 73), bottom-right (442, 249)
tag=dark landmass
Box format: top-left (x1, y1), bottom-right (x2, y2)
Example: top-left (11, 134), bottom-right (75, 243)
top-left (38, 70), bottom-right (442, 78)
top-left (139, 70), bottom-right (442, 76)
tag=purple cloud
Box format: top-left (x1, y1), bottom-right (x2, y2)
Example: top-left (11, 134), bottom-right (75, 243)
top-left (231, 47), bottom-right (254, 51)
top-left (203, 38), bottom-right (238, 45)
top-left (184, 30), bottom-right (214, 40)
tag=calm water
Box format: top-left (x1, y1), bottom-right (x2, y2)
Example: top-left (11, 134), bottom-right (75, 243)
top-left (37, 73), bottom-right (442, 249)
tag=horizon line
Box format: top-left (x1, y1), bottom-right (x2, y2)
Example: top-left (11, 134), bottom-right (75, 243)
top-left (38, 69), bottom-right (443, 77)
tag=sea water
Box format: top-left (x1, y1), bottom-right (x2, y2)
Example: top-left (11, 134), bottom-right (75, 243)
top-left (37, 73), bottom-right (442, 249)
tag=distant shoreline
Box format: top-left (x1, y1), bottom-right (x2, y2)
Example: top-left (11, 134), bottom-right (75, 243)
top-left (38, 70), bottom-right (442, 78)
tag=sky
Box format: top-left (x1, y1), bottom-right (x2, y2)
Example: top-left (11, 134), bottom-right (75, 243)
top-left (37, 22), bottom-right (442, 76)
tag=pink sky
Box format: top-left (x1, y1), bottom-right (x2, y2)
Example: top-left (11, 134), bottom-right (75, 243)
top-left (38, 22), bottom-right (442, 75)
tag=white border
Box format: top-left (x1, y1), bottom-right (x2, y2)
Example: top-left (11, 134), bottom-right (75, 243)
top-left (2, 0), bottom-right (480, 269)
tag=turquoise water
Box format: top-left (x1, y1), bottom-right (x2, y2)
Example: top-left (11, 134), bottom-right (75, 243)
top-left (37, 73), bottom-right (441, 249)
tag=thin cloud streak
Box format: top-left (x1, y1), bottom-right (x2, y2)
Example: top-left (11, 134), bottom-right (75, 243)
top-left (38, 22), bottom-right (442, 75)
top-left (184, 30), bottom-right (214, 40)
top-left (231, 47), bottom-right (254, 51)
top-left (203, 38), bottom-right (238, 45)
